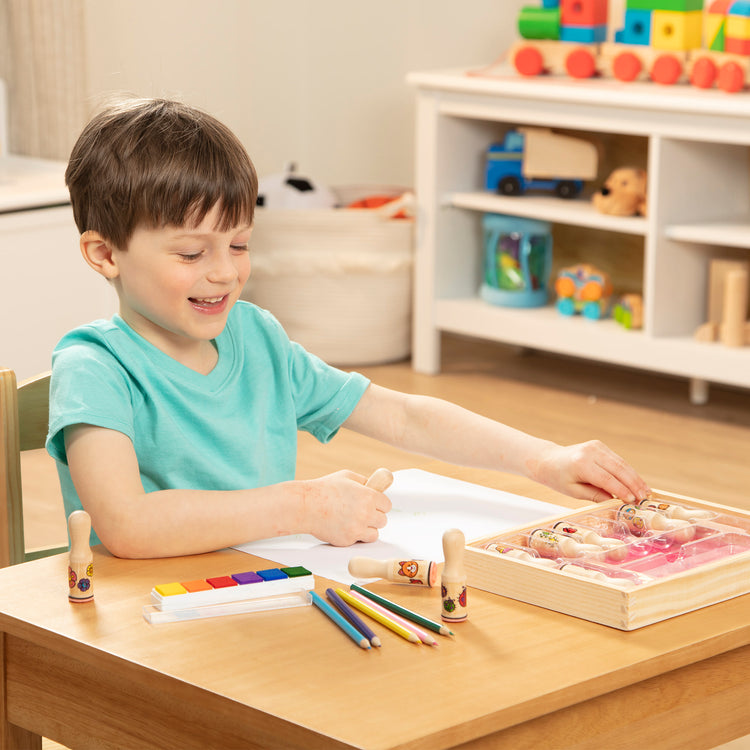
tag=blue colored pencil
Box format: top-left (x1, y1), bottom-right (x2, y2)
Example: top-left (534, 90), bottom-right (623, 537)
top-left (326, 587), bottom-right (382, 648)
top-left (309, 591), bottom-right (370, 649)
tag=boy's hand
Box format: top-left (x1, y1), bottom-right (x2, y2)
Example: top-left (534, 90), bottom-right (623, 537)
top-left (531, 440), bottom-right (650, 504)
top-left (303, 470), bottom-right (393, 546)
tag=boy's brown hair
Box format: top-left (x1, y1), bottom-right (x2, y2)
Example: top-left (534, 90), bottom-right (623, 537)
top-left (65, 96), bottom-right (258, 249)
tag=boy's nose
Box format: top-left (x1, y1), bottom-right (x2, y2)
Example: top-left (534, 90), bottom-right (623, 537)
top-left (207, 252), bottom-right (241, 283)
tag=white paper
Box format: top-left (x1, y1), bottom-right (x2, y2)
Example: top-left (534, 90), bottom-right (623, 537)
top-left (233, 468), bottom-right (567, 584)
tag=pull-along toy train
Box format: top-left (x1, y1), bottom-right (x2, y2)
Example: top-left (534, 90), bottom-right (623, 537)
top-left (510, 0), bottom-right (750, 92)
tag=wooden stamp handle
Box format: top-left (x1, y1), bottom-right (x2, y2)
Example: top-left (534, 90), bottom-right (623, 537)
top-left (441, 528), bottom-right (467, 622)
top-left (348, 556), bottom-right (438, 587)
top-left (68, 510), bottom-right (93, 603)
top-left (365, 468), bottom-right (394, 493)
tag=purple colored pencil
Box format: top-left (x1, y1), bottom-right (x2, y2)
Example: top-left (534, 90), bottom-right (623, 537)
top-left (326, 587), bottom-right (382, 648)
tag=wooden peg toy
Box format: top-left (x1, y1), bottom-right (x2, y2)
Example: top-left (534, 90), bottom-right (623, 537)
top-left (365, 468), bottom-right (394, 492)
top-left (68, 510), bottom-right (93, 603)
top-left (638, 496), bottom-right (714, 522)
top-left (441, 528), bottom-right (467, 623)
top-left (618, 505), bottom-right (695, 544)
top-left (485, 544), bottom-right (558, 567)
top-left (528, 528), bottom-right (604, 560)
top-left (348, 556), bottom-right (438, 587)
top-left (552, 521), bottom-right (628, 562)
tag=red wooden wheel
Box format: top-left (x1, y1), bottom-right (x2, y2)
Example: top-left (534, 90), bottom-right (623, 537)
top-left (513, 46), bottom-right (544, 77)
top-left (717, 61), bottom-right (745, 93)
top-left (565, 48), bottom-right (597, 79)
top-left (690, 56), bottom-right (717, 89)
top-left (613, 52), bottom-right (642, 82)
top-left (651, 54), bottom-right (682, 85)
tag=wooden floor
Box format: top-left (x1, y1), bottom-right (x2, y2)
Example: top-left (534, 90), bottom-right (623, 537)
top-left (23, 333), bottom-right (750, 750)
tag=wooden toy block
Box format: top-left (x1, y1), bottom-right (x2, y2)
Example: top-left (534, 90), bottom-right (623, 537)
top-left (726, 14), bottom-right (750, 38)
top-left (651, 10), bottom-right (703, 51)
top-left (704, 8), bottom-right (727, 51)
top-left (560, 0), bottom-right (608, 26)
top-left (464, 492), bottom-right (750, 630)
top-left (560, 24), bottom-right (608, 43)
top-left (518, 6), bottom-right (561, 40)
top-left (627, 0), bottom-right (702, 10)
top-left (695, 258), bottom-right (750, 345)
top-left (615, 9), bottom-right (653, 46)
top-left (725, 35), bottom-right (750, 53)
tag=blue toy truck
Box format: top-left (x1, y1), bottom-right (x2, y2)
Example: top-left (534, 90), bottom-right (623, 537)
top-left (485, 127), bottom-right (598, 199)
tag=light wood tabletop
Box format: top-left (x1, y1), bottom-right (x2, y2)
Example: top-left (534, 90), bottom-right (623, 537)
top-left (2, 518), bottom-right (750, 750)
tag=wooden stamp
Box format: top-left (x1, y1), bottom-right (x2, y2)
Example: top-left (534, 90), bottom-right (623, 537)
top-left (348, 556), bottom-right (438, 587)
top-left (68, 510), bottom-right (93, 603)
top-left (365, 467), bottom-right (394, 492)
top-left (441, 528), bottom-right (467, 622)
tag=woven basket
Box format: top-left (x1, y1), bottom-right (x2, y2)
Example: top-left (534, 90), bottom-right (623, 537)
top-left (241, 190), bottom-right (414, 366)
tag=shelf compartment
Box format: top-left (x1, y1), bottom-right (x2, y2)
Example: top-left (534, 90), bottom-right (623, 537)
top-left (665, 221), bottom-right (750, 250)
top-left (450, 191), bottom-right (648, 236)
top-left (434, 298), bottom-right (750, 388)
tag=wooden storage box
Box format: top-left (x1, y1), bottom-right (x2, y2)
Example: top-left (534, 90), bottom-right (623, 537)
top-left (465, 491), bottom-right (750, 630)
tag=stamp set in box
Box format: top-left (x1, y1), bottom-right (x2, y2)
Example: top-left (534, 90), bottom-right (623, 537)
top-left (464, 491), bottom-right (750, 630)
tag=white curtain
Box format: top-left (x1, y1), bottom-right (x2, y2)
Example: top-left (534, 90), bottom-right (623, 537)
top-left (0, 0), bottom-right (87, 160)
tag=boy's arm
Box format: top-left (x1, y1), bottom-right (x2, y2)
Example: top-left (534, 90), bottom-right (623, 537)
top-left (64, 424), bottom-right (391, 558)
top-left (343, 384), bottom-right (649, 503)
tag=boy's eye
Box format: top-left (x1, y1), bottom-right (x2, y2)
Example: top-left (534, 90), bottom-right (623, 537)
top-left (230, 243), bottom-right (249, 252)
top-left (178, 252), bottom-right (203, 262)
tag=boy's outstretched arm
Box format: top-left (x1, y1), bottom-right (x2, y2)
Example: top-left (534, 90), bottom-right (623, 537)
top-left (64, 424), bottom-right (391, 558)
top-left (344, 384), bottom-right (650, 503)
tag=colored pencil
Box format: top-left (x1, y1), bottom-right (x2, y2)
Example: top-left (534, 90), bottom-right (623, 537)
top-left (335, 588), bottom-right (421, 645)
top-left (309, 591), bottom-right (370, 649)
top-left (350, 583), bottom-right (454, 636)
top-left (343, 589), bottom-right (438, 646)
top-left (326, 588), bottom-right (381, 647)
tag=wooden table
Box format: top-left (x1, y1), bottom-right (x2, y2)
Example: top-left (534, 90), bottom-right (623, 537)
top-left (1, 539), bottom-right (750, 749)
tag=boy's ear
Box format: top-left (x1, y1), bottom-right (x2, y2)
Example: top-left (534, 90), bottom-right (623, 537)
top-left (80, 231), bottom-right (120, 279)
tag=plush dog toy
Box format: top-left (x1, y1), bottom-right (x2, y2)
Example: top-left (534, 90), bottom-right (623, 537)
top-left (592, 167), bottom-right (647, 217)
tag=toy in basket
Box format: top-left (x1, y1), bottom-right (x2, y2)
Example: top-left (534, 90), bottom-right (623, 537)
top-left (480, 214), bottom-right (552, 308)
top-left (465, 491), bottom-right (750, 630)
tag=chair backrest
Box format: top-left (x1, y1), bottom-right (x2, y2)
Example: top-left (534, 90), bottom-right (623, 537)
top-left (0, 368), bottom-right (67, 566)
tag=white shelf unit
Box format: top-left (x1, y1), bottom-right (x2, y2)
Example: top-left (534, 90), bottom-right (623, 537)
top-left (407, 68), bottom-right (750, 398)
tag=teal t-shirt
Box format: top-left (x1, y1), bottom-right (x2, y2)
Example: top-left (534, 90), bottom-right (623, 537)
top-left (46, 301), bottom-right (370, 545)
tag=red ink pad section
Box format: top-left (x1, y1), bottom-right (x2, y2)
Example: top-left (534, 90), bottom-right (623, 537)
top-left (256, 568), bottom-right (288, 581)
top-left (232, 571), bottom-right (263, 585)
top-left (206, 575), bottom-right (238, 589)
top-left (180, 579), bottom-right (214, 593)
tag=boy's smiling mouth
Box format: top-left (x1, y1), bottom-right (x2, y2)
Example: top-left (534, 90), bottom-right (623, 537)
top-left (189, 294), bottom-right (229, 311)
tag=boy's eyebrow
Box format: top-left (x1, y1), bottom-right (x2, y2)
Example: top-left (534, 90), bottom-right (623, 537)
top-left (170, 224), bottom-right (252, 239)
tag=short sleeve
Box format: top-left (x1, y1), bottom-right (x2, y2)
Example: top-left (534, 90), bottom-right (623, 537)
top-left (46, 339), bottom-right (136, 465)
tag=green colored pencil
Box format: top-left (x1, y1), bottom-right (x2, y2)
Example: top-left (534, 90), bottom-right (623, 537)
top-left (350, 583), bottom-right (454, 636)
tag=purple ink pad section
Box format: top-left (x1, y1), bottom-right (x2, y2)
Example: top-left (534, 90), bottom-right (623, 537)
top-left (232, 571), bottom-right (263, 585)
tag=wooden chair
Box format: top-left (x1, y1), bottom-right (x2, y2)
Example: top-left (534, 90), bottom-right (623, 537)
top-left (0, 367), bottom-right (68, 567)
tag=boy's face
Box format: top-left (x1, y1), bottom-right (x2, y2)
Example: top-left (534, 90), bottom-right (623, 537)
top-left (109, 203), bottom-right (252, 365)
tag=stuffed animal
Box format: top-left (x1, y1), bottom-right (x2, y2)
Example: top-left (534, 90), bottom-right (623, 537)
top-left (256, 162), bottom-right (337, 209)
top-left (592, 167), bottom-right (647, 217)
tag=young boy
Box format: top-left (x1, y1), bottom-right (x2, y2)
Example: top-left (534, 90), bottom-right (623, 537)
top-left (47, 96), bottom-right (649, 559)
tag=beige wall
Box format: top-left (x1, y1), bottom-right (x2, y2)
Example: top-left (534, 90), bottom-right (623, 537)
top-left (82, 0), bottom-right (525, 189)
